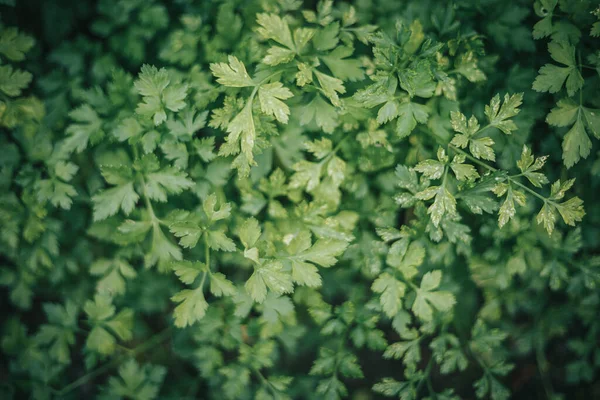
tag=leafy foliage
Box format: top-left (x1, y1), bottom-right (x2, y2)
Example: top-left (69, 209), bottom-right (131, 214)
top-left (1, 1), bottom-right (599, 399)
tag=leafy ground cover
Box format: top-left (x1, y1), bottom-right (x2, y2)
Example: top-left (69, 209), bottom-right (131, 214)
top-left (1, 0), bottom-right (599, 399)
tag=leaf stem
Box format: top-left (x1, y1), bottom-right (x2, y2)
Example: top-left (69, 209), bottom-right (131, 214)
top-left (535, 332), bottom-right (556, 400)
top-left (448, 144), bottom-right (550, 205)
top-left (204, 233), bottom-right (211, 269)
top-left (139, 176), bottom-right (157, 220)
top-left (472, 124), bottom-right (493, 138)
top-left (415, 356), bottom-right (435, 396)
top-left (54, 327), bottom-right (172, 396)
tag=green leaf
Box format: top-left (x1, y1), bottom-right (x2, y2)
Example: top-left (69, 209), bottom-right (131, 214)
top-left (245, 261), bottom-right (293, 303)
top-left (36, 179), bottom-right (77, 210)
top-left (469, 137), bottom-right (495, 161)
top-left (0, 27), bottom-right (34, 61)
top-left (416, 186), bottom-right (457, 227)
top-left (396, 102), bottom-right (429, 138)
top-left (193, 137), bottom-right (217, 162)
top-left (320, 46), bottom-right (364, 82)
top-left (239, 217), bottom-right (261, 249)
top-left (546, 98), bottom-right (578, 127)
top-left (209, 272), bottom-right (236, 297)
top-left (305, 138), bottom-right (332, 159)
top-left (313, 22), bottom-right (340, 51)
top-left (171, 288), bottom-right (208, 327)
top-left (168, 213), bottom-right (203, 249)
top-left (484, 93), bottom-right (523, 134)
top-left (533, 0), bottom-right (557, 39)
top-left (92, 183), bottom-right (139, 221)
top-left (285, 232), bottom-right (347, 287)
top-left (562, 118), bottom-right (591, 168)
top-left (219, 100), bottom-right (256, 175)
top-left (171, 260), bottom-right (205, 284)
top-left (373, 378), bottom-right (412, 398)
top-left (147, 224), bottom-right (183, 267)
top-left (0, 65), bottom-right (32, 97)
top-left (106, 359), bottom-right (166, 400)
top-left (372, 273), bottom-right (406, 318)
top-left (84, 295), bottom-right (133, 354)
top-left (299, 95), bottom-right (339, 133)
top-left (90, 259), bottom-right (137, 296)
top-left (256, 13), bottom-right (295, 50)
top-left (135, 65), bottom-right (188, 125)
top-left (290, 160), bottom-right (322, 191)
top-left (203, 193), bottom-right (232, 223)
top-left (261, 294), bottom-right (294, 324)
top-left (516, 146), bottom-right (548, 187)
top-left (258, 82), bottom-right (293, 123)
top-left (263, 45), bottom-right (296, 66)
top-left (87, 326), bottom-right (117, 355)
top-left (414, 158), bottom-right (445, 180)
top-left (494, 184), bottom-right (526, 228)
top-left (532, 64), bottom-right (571, 94)
top-left (206, 229), bottom-right (236, 252)
top-left (315, 70), bottom-right (345, 106)
top-left (296, 238), bottom-right (348, 268)
top-left (144, 166), bottom-right (194, 202)
top-left (166, 108), bottom-right (208, 138)
top-left (64, 105), bottom-right (105, 153)
top-left (412, 270), bottom-right (455, 321)
top-left (387, 240), bottom-right (425, 279)
top-left (210, 55), bottom-right (255, 87)
top-left (582, 107), bottom-right (600, 139)
top-left (451, 111), bottom-right (480, 136)
top-left (450, 155), bottom-right (479, 181)
top-left (532, 41), bottom-right (583, 96)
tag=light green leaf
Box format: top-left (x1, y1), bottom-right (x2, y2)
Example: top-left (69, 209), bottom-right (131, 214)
top-left (64, 105), bottom-right (105, 153)
top-left (245, 261), bottom-right (293, 303)
top-left (171, 260), bottom-right (205, 284)
top-left (562, 118), bottom-right (591, 168)
top-left (412, 270), bottom-right (455, 321)
top-left (315, 70), bottom-right (345, 106)
top-left (372, 273), bottom-right (406, 318)
top-left (0, 65), bottom-right (32, 97)
top-left (258, 82), bottom-right (293, 123)
top-left (209, 272), bottom-right (236, 297)
top-left (414, 159), bottom-right (445, 180)
top-left (0, 27), bottom-right (34, 61)
top-left (256, 13), bottom-right (295, 50)
top-left (396, 102), bottom-right (429, 138)
top-left (206, 230), bottom-right (236, 252)
top-left (484, 93), bottom-right (523, 134)
top-left (144, 167), bottom-right (194, 202)
top-left (469, 137), bottom-right (495, 161)
top-left (92, 183), bottom-right (139, 221)
top-left (210, 55), bottom-right (255, 87)
top-left (546, 98), bottom-right (578, 127)
top-left (239, 217), bottom-right (261, 249)
top-left (450, 155), bottom-right (479, 181)
top-left (171, 288), bottom-right (208, 327)
top-left (203, 193), bottom-right (232, 222)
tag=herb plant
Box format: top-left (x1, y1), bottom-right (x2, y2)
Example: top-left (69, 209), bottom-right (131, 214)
top-left (1, 0), bottom-right (599, 399)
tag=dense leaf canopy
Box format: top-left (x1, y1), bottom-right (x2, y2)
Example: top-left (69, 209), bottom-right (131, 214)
top-left (1, 0), bottom-right (599, 399)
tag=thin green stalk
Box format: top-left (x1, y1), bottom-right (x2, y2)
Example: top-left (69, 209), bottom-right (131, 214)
top-left (415, 357), bottom-right (435, 396)
top-left (319, 135), bottom-right (351, 166)
top-left (55, 327), bottom-right (172, 396)
top-left (536, 337), bottom-right (555, 400)
top-left (448, 144), bottom-right (550, 204)
top-left (204, 233), bottom-right (211, 270)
